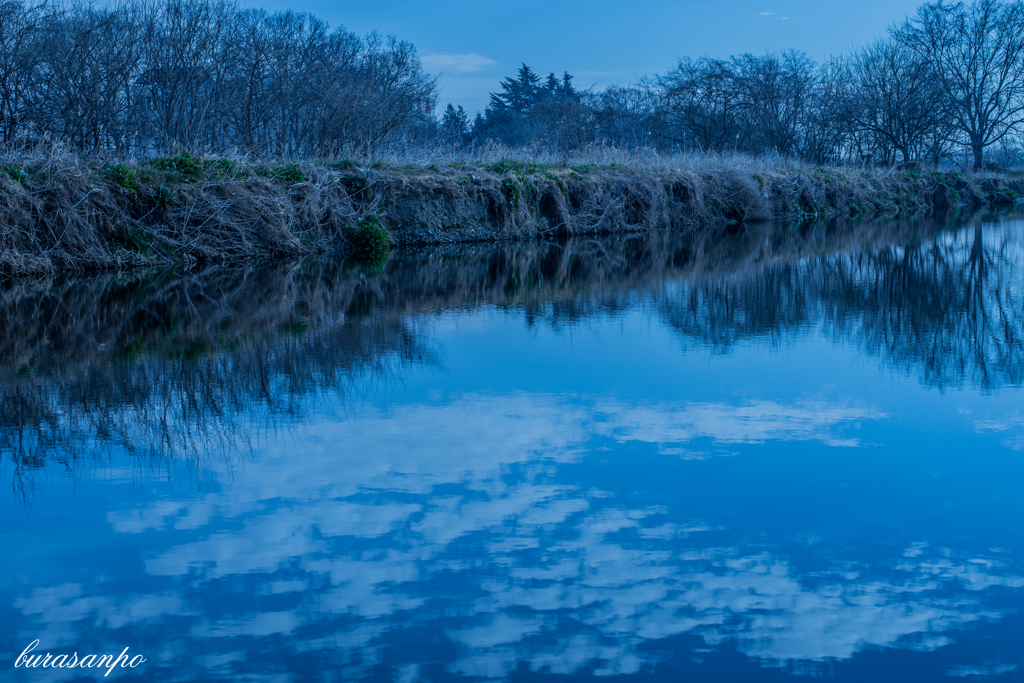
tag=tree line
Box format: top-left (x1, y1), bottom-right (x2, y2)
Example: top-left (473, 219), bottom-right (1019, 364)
top-left (0, 0), bottom-right (436, 156)
top-left (2, 0), bottom-right (1023, 168)
top-left (450, 0), bottom-right (1024, 169)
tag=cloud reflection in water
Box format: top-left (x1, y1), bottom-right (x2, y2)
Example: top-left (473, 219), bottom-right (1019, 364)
top-left (8, 394), bottom-right (1022, 680)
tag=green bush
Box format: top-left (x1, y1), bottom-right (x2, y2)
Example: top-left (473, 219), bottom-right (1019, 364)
top-left (3, 163), bottom-right (29, 186)
top-left (274, 163), bottom-right (306, 183)
top-left (208, 158), bottom-right (242, 179)
top-left (113, 223), bottom-right (154, 254)
top-left (255, 163), bottom-right (307, 183)
top-left (102, 164), bottom-right (140, 194)
top-left (339, 174), bottom-right (371, 200)
top-left (151, 151), bottom-right (206, 180)
top-left (345, 214), bottom-right (391, 261)
top-left (487, 159), bottom-right (549, 174)
top-left (154, 185), bottom-right (174, 209)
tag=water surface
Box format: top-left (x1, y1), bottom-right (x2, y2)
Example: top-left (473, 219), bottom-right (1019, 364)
top-left (3, 214), bottom-right (1024, 681)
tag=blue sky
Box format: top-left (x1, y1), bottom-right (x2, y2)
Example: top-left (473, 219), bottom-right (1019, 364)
top-left (240, 0), bottom-right (928, 115)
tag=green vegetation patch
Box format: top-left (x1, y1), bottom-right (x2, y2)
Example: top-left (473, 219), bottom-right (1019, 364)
top-left (154, 185), bottom-right (174, 209)
top-left (151, 151), bottom-right (207, 180)
top-left (150, 152), bottom-right (244, 182)
top-left (502, 177), bottom-right (524, 210)
top-left (339, 174), bottom-right (372, 200)
top-left (487, 159), bottom-right (550, 175)
top-left (273, 163), bottom-right (306, 183)
top-left (3, 163), bottom-right (30, 186)
top-left (103, 164), bottom-right (140, 194)
top-left (492, 162), bottom-right (543, 211)
top-left (254, 163), bottom-right (307, 183)
top-left (111, 223), bottom-right (155, 255)
top-left (812, 167), bottom-right (846, 184)
top-left (345, 214), bottom-right (391, 262)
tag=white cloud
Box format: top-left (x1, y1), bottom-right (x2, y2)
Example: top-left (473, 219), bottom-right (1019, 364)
top-left (948, 664), bottom-right (1020, 677)
top-left (10, 394), bottom-right (1020, 679)
top-left (975, 412), bottom-right (1024, 450)
top-left (421, 53), bottom-right (497, 74)
top-left (592, 399), bottom-right (883, 450)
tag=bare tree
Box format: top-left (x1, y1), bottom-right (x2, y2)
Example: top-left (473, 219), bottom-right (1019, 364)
top-left (895, 0), bottom-right (1024, 169)
top-left (11, 0), bottom-right (1024, 166)
top-left (0, 0), bottom-right (51, 143)
top-left (318, 32), bottom-right (436, 155)
top-left (41, 2), bottom-right (143, 153)
top-left (593, 81), bottom-right (659, 148)
top-left (10, 0), bottom-right (439, 156)
top-left (731, 51), bottom-right (816, 156)
top-left (844, 38), bottom-right (952, 164)
top-left (136, 0), bottom-right (233, 151)
top-left (658, 57), bottom-right (744, 152)
top-left (801, 57), bottom-right (853, 164)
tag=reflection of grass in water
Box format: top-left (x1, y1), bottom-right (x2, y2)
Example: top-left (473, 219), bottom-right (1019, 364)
top-left (348, 253), bottom-right (390, 279)
top-left (121, 328), bottom-right (246, 363)
top-left (2, 213), bottom-right (1020, 496)
top-left (278, 319), bottom-right (310, 337)
top-left (16, 357), bottom-right (37, 378)
top-left (0, 315), bottom-right (431, 504)
top-left (0, 213), bottom-right (997, 379)
top-left (660, 217), bottom-right (1024, 390)
top-left (0, 259), bottom-right (437, 497)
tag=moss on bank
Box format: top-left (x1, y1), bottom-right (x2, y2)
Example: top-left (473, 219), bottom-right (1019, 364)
top-left (0, 151), bottom-right (1020, 276)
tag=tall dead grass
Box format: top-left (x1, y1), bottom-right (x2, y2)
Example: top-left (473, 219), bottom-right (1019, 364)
top-left (0, 141), bottom-right (1017, 276)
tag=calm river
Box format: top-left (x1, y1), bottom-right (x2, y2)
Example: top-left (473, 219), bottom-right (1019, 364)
top-left (2, 212), bottom-right (1024, 681)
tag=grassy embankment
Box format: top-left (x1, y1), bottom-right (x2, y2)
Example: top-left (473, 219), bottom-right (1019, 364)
top-left (0, 145), bottom-right (1019, 275)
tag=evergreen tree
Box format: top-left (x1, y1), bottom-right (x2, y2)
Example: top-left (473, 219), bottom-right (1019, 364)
top-left (477, 64), bottom-right (585, 147)
top-left (441, 103), bottom-right (470, 139)
top-left (488, 64), bottom-right (542, 114)
top-left (558, 72), bottom-right (580, 101)
top-left (545, 73), bottom-right (560, 96)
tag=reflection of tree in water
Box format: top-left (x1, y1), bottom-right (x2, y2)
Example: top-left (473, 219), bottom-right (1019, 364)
top-left (1, 234), bottom-right (703, 484)
top-left (661, 214), bottom-right (1024, 390)
top-left (0, 263), bottom-right (434, 490)
top-left (1, 212), bottom-right (1017, 487)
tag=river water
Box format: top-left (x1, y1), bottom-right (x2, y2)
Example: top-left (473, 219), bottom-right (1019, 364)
top-left (2, 212), bottom-right (1024, 681)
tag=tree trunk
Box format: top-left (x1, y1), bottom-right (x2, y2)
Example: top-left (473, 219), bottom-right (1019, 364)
top-left (972, 137), bottom-right (985, 170)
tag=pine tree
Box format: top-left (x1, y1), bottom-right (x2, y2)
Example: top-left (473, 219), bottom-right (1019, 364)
top-left (558, 72), bottom-right (579, 101)
top-left (477, 64), bottom-right (582, 146)
top-left (545, 73), bottom-right (560, 96)
top-left (488, 64), bottom-right (542, 114)
top-left (441, 103), bottom-right (470, 139)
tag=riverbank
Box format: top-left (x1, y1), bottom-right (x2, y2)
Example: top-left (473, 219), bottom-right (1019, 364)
top-left (0, 149), bottom-right (1020, 275)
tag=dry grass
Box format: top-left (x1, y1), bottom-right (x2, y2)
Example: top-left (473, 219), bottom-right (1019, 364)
top-left (0, 141), bottom-right (1017, 276)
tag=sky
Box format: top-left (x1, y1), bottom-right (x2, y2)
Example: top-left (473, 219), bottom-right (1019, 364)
top-left (239, 0), bottom-right (929, 115)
